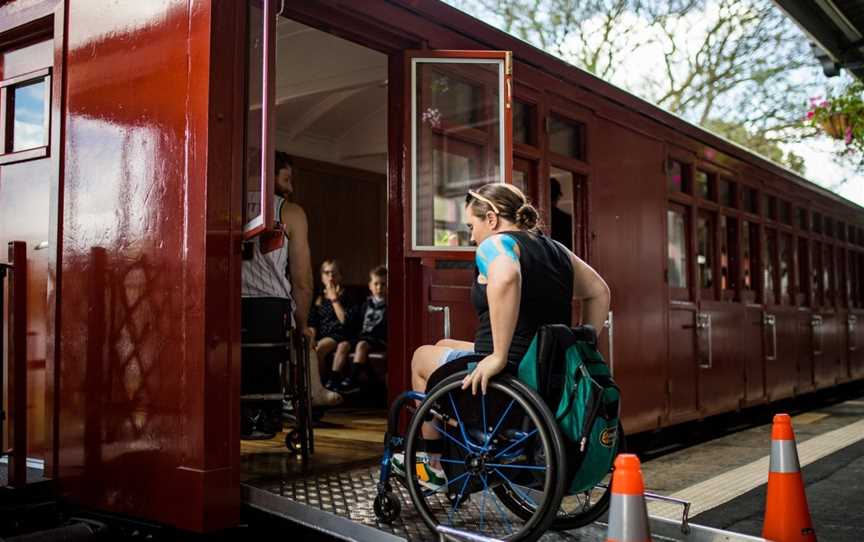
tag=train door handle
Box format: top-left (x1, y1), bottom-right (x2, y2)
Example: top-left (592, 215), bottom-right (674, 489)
top-left (697, 313), bottom-right (712, 369)
top-left (763, 313), bottom-right (777, 361)
top-left (848, 315), bottom-right (857, 352)
top-left (427, 305), bottom-right (451, 339)
top-left (811, 315), bottom-right (823, 355)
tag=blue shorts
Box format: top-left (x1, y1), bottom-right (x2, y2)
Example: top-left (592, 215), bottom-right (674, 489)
top-left (438, 348), bottom-right (478, 365)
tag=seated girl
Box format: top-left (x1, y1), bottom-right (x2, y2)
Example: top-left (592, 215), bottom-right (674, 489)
top-left (306, 259), bottom-right (353, 392)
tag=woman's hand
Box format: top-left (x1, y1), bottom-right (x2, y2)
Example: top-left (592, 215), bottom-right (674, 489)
top-left (461, 353), bottom-right (508, 395)
top-left (303, 326), bottom-right (317, 349)
top-left (324, 283), bottom-right (340, 302)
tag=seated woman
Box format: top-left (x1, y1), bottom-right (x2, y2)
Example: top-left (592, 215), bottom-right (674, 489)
top-left (394, 182), bottom-right (611, 489)
top-left (307, 259), bottom-right (353, 391)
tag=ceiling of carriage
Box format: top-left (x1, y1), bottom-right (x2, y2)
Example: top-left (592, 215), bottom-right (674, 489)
top-left (274, 18), bottom-right (388, 174)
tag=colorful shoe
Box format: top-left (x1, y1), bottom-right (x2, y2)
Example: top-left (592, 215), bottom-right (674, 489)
top-left (391, 452), bottom-right (447, 492)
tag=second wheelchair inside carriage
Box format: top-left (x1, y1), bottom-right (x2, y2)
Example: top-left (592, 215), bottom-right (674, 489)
top-left (373, 324), bottom-right (624, 542)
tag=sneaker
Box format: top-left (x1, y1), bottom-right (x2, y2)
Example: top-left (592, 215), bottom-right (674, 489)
top-left (338, 377), bottom-right (360, 394)
top-left (391, 452), bottom-right (447, 492)
top-left (323, 378), bottom-right (338, 391)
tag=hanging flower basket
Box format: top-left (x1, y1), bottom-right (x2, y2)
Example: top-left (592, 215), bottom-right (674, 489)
top-left (818, 113), bottom-right (850, 140)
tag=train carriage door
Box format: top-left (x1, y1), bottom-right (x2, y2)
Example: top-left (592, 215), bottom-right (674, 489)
top-left (398, 50), bottom-right (512, 391)
top-left (0, 23), bottom-right (61, 484)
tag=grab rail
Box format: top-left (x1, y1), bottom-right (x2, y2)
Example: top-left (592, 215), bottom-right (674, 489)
top-left (5, 241), bottom-right (27, 488)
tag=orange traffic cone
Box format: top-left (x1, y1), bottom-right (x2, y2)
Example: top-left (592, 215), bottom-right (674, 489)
top-left (762, 413), bottom-right (817, 542)
top-left (606, 454), bottom-right (651, 542)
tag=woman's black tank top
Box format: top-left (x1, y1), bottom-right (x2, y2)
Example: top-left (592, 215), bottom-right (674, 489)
top-left (471, 230), bottom-right (574, 364)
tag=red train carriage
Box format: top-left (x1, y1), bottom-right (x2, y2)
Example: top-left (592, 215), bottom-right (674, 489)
top-left (0, 0), bottom-right (862, 534)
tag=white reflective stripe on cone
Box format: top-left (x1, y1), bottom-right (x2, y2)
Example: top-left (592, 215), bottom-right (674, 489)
top-left (769, 439), bottom-right (801, 473)
top-left (607, 494), bottom-right (650, 542)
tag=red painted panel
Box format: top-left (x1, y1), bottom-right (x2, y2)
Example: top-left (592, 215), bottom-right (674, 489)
top-left (765, 307), bottom-right (796, 400)
top-left (697, 304), bottom-right (744, 417)
top-left (668, 308), bottom-right (698, 421)
top-left (796, 310), bottom-right (815, 394)
top-left (54, 1), bottom-right (238, 532)
top-left (742, 306), bottom-right (765, 405)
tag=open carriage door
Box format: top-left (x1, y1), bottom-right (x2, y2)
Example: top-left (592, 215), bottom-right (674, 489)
top-left (395, 50), bottom-right (512, 392)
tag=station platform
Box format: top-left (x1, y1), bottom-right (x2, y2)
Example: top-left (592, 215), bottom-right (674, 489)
top-left (242, 388), bottom-right (864, 541)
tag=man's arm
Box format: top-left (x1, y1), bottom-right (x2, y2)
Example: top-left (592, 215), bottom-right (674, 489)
top-left (284, 203), bottom-right (314, 330)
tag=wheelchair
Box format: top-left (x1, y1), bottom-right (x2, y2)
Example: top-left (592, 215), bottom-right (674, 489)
top-left (373, 326), bottom-right (624, 542)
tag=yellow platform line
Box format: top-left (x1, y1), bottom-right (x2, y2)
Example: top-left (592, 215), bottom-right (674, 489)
top-left (648, 416), bottom-right (864, 519)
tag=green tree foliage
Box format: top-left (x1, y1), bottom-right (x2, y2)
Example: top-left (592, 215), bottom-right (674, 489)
top-left (447, 0), bottom-right (824, 173)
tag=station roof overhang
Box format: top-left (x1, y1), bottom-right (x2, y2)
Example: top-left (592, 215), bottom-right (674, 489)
top-left (773, 0), bottom-right (864, 80)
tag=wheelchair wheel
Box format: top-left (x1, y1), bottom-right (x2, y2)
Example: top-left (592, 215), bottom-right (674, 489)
top-left (404, 372), bottom-right (566, 542)
top-left (494, 422), bottom-right (626, 530)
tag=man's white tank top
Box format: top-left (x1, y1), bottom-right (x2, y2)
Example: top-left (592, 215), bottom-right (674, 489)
top-left (242, 195), bottom-right (296, 325)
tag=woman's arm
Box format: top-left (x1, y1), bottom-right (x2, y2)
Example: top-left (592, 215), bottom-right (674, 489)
top-left (331, 297), bottom-right (348, 323)
top-left (569, 251), bottom-right (611, 334)
top-left (463, 236), bottom-right (522, 394)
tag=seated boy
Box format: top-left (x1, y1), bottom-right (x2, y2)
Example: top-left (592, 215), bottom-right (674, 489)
top-left (340, 265), bottom-right (388, 392)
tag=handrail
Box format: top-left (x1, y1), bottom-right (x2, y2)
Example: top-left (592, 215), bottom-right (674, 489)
top-left (0, 261), bottom-right (10, 466)
top-left (6, 241), bottom-right (27, 488)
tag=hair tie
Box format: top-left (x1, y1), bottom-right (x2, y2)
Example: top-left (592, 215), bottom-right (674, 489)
top-left (468, 190), bottom-right (501, 214)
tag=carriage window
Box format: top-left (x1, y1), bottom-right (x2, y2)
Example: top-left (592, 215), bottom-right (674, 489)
top-left (719, 179), bottom-right (735, 207)
top-left (850, 224), bottom-right (856, 243)
top-left (548, 115), bottom-right (585, 160)
top-left (838, 221), bottom-right (846, 242)
top-left (668, 206), bottom-right (689, 292)
top-left (695, 170), bottom-right (714, 200)
top-left (8, 78), bottom-right (48, 152)
top-left (764, 228), bottom-right (777, 304)
top-left (798, 208), bottom-right (809, 231)
top-left (825, 217), bottom-right (834, 238)
top-left (812, 241), bottom-right (824, 306)
top-left (513, 100), bottom-right (535, 145)
top-left (763, 195), bottom-right (776, 220)
top-left (780, 233), bottom-right (793, 305)
top-left (411, 54), bottom-right (509, 249)
top-left (798, 237), bottom-right (810, 306)
top-left (668, 159), bottom-right (690, 193)
top-left (779, 200), bottom-right (791, 226)
top-left (720, 215), bottom-right (738, 297)
top-left (743, 187), bottom-right (758, 214)
top-left (838, 249), bottom-right (848, 307)
top-left (854, 253), bottom-right (862, 308)
top-left (813, 212), bottom-right (823, 234)
top-left (743, 221), bottom-right (758, 295)
top-left (824, 244), bottom-right (835, 306)
top-left (697, 211), bottom-right (716, 295)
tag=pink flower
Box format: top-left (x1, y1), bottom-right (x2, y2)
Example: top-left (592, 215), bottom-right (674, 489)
top-left (845, 126), bottom-right (853, 145)
top-left (819, 100), bottom-right (830, 108)
top-left (809, 96), bottom-right (823, 106)
top-left (806, 110), bottom-right (815, 119)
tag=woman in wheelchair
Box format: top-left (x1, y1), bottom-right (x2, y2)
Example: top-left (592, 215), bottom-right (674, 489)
top-left (380, 183), bottom-right (612, 540)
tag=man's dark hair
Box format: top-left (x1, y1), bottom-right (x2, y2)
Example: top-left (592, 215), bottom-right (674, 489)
top-left (275, 151), bottom-right (293, 176)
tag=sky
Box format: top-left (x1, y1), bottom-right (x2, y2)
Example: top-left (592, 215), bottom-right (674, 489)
top-left (445, 0), bottom-right (864, 207)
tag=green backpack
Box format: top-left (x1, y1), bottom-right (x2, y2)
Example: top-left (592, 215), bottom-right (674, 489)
top-left (517, 325), bottom-right (621, 493)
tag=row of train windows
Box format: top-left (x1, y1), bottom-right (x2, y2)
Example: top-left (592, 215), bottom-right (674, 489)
top-left (668, 206), bottom-right (864, 308)
top-left (668, 160), bottom-right (864, 244)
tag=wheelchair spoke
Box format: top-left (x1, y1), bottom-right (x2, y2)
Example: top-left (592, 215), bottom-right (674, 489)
top-left (438, 457), bottom-right (467, 465)
top-left (481, 472), bottom-right (514, 535)
top-left (433, 422), bottom-right (472, 454)
top-left (485, 399), bottom-right (515, 448)
top-left (422, 470), bottom-right (471, 498)
top-left (492, 468), bottom-right (539, 509)
top-left (447, 471), bottom-right (473, 526)
top-left (485, 463), bottom-right (546, 471)
top-left (448, 393), bottom-right (482, 451)
top-left (493, 428), bottom-right (538, 459)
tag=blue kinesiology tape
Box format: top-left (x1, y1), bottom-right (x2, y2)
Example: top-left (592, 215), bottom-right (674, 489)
top-left (476, 234), bottom-right (518, 276)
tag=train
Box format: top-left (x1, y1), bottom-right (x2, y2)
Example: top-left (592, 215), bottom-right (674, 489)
top-left (0, 0), bottom-right (861, 535)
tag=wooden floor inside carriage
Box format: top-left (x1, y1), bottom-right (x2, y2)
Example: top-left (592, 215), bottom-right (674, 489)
top-left (240, 408), bottom-right (387, 482)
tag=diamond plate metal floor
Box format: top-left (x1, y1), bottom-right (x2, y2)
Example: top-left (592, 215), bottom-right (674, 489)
top-left (246, 465), bottom-right (612, 541)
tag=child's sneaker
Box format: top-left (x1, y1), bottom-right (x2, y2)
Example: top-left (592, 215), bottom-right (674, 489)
top-left (391, 452), bottom-right (447, 492)
top-left (338, 377), bottom-right (360, 394)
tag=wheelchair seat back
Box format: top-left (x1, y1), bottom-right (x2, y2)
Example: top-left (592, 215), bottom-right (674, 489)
top-left (517, 324), bottom-right (621, 494)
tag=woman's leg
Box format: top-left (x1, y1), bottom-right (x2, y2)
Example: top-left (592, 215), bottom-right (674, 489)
top-left (331, 340), bottom-right (352, 373)
top-left (411, 345), bottom-right (454, 440)
top-left (353, 340), bottom-right (370, 365)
